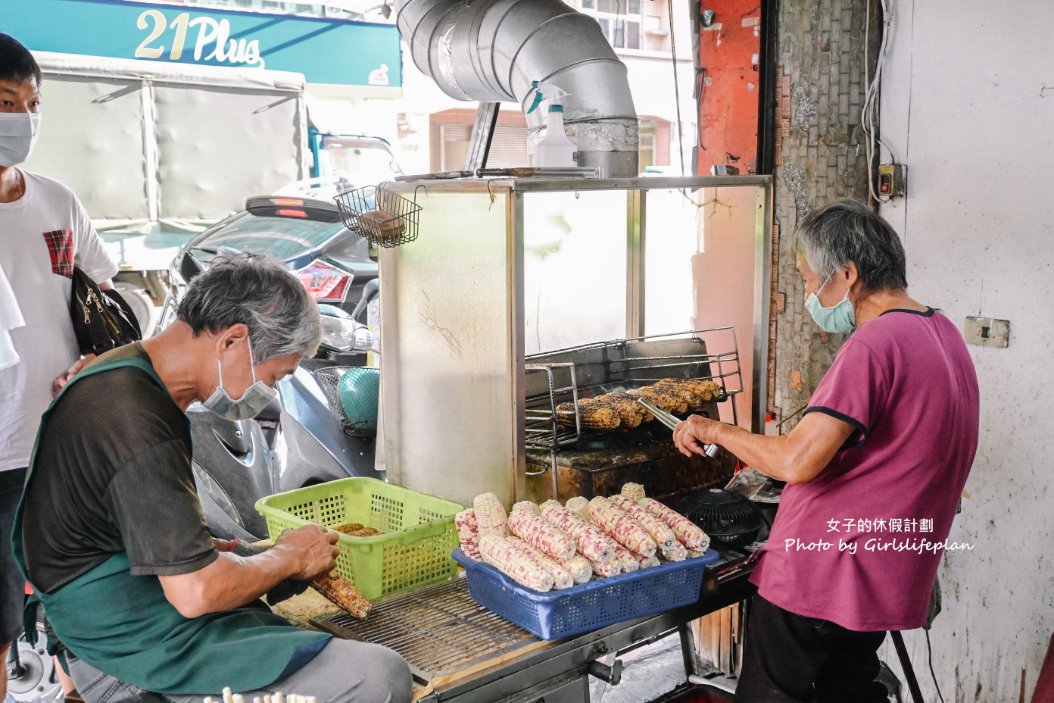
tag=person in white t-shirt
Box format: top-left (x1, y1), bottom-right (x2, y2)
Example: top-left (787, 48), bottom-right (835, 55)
top-left (0, 34), bottom-right (118, 702)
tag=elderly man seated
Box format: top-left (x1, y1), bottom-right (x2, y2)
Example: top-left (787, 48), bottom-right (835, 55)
top-left (14, 254), bottom-right (411, 703)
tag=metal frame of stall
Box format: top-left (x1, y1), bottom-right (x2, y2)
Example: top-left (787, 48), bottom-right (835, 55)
top-left (377, 175), bottom-right (773, 513)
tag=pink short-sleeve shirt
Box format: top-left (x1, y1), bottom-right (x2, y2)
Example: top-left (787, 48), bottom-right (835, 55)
top-left (750, 308), bottom-right (979, 631)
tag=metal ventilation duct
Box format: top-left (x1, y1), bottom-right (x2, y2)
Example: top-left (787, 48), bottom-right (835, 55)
top-left (395, 0), bottom-right (640, 177)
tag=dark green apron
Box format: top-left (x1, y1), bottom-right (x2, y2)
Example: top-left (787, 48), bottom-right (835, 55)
top-left (12, 355), bottom-right (330, 695)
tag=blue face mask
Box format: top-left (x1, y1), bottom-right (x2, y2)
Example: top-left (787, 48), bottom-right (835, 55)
top-left (804, 277), bottom-right (856, 333)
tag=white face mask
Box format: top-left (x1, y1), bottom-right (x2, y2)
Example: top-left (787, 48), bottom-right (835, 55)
top-left (0, 112), bottom-right (41, 167)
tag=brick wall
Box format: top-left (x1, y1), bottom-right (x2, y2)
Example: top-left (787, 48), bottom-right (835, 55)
top-left (769, 0), bottom-right (878, 426)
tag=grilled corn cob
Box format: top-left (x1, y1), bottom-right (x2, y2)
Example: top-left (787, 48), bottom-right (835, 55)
top-left (507, 508), bottom-right (577, 561)
top-left (479, 535), bottom-right (554, 592)
top-left (641, 498), bottom-right (710, 551)
top-left (609, 494), bottom-right (676, 549)
top-left (620, 482), bottom-right (646, 500)
top-left (311, 571), bottom-right (371, 620)
top-left (588, 497), bottom-right (657, 558)
top-left (473, 492), bottom-right (508, 538)
top-left (579, 399), bottom-right (622, 430)
top-left (539, 501), bottom-right (618, 564)
top-left (591, 393), bottom-right (647, 429)
top-left (626, 387), bottom-right (688, 414)
top-left (506, 536), bottom-right (574, 589)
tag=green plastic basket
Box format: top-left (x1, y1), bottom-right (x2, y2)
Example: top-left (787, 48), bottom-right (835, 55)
top-left (255, 478), bottom-right (464, 600)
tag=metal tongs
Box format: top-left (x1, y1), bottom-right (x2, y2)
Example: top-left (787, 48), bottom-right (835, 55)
top-left (636, 397), bottom-right (720, 459)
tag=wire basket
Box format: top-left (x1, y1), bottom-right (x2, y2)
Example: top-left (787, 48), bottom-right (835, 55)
top-left (315, 366), bottom-right (376, 436)
top-left (257, 478), bottom-right (463, 600)
top-left (333, 183), bottom-right (422, 248)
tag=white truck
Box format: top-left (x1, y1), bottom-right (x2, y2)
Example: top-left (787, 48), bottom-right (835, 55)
top-left (24, 52), bottom-right (399, 333)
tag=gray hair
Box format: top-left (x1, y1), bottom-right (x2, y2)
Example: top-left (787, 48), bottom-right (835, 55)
top-left (177, 253), bottom-right (322, 362)
top-left (793, 200), bottom-right (908, 293)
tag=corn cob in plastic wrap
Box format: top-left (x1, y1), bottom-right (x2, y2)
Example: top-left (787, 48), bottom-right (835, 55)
top-left (561, 555), bottom-right (593, 584)
top-left (564, 496), bottom-right (591, 521)
top-left (479, 535), bottom-right (554, 592)
top-left (473, 492), bottom-right (508, 538)
top-left (588, 496), bottom-right (657, 558)
top-left (641, 498), bottom-right (710, 551)
top-left (638, 554), bottom-right (661, 569)
top-left (507, 508), bottom-right (577, 562)
top-left (611, 543), bottom-right (640, 573)
top-left (510, 501), bottom-right (542, 517)
top-left (609, 494), bottom-right (676, 549)
top-left (620, 482), bottom-right (646, 501)
top-left (539, 500), bottom-right (617, 564)
top-left (506, 536), bottom-right (574, 589)
top-left (454, 509), bottom-right (482, 561)
top-left (591, 558), bottom-right (622, 578)
top-left (659, 541), bottom-right (688, 562)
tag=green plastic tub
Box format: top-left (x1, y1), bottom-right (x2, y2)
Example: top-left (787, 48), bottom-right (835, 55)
top-left (256, 477), bottom-right (463, 600)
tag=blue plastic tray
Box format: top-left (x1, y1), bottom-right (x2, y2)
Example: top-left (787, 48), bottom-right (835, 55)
top-left (452, 548), bottom-right (720, 640)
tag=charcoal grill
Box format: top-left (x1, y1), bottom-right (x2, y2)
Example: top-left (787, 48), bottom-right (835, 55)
top-left (524, 328), bottom-right (744, 500)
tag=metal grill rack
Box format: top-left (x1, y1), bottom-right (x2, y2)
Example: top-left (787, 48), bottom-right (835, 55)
top-left (524, 328), bottom-right (744, 499)
top-left (312, 576), bottom-right (536, 685)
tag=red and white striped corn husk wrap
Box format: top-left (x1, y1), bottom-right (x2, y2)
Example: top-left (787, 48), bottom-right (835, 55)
top-left (473, 493), bottom-right (508, 538)
top-left (511, 501), bottom-right (541, 516)
top-left (641, 498), bottom-right (710, 551)
top-left (507, 508), bottom-right (577, 562)
top-left (609, 495), bottom-right (676, 549)
top-left (561, 555), bottom-right (593, 584)
top-left (639, 554), bottom-right (661, 569)
top-left (539, 502), bottom-right (618, 564)
top-left (455, 509), bottom-right (482, 560)
top-left (564, 496), bottom-right (591, 521)
top-left (479, 535), bottom-right (554, 592)
top-left (611, 543), bottom-right (640, 573)
top-left (591, 558), bottom-right (622, 578)
top-left (455, 509), bottom-right (478, 533)
top-left (505, 536), bottom-right (574, 589)
top-left (459, 536), bottom-right (482, 561)
top-left (588, 497), bottom-right (657, 558)
top-left (659, 541), bottom-right (688, 562)
top-left (620, 482), bottom-right (646, 500)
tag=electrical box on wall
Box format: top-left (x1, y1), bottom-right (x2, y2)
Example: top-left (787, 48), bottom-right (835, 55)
top-left (964, 316), bottom-right (1010, 348)
top-left (878, 163), bottom-right (906, 198)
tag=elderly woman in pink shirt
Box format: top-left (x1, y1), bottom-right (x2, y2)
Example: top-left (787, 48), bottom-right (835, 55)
top-left (675, 200), bottom-right (979, 702)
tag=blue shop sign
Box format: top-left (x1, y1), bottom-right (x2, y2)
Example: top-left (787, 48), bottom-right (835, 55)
top-left (0, 0), bottom-right (402, 89)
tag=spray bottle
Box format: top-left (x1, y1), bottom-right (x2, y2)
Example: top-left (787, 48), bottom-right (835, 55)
top-left (526, 80), bottom-right (577, 168)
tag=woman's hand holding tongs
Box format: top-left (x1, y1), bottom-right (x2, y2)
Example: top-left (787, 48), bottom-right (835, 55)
top-left (672, 415), bottom-right (724, 459)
